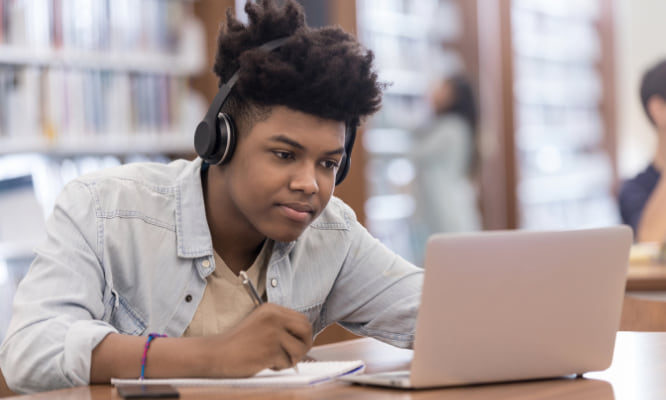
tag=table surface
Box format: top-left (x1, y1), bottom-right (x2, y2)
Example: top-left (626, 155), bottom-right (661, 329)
top-left (627, 262), bottom-right (666, 291)
top-left (6, 331), bottom-right (666, 400)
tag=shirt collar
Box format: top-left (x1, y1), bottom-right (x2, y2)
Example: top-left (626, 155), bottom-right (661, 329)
top-left (175, 158), bottom-right (214, 258)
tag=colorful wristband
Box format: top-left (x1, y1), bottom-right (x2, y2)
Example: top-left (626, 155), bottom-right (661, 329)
top-left (140, 333), bottom-right (167, 380)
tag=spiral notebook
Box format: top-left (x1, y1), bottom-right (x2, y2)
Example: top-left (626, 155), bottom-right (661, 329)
top-left (111, 360), bottom-right (365, 388)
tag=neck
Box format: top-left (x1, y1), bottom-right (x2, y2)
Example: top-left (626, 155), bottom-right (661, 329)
top-left (654, 128), bottom-right (666, 172)
top-left (203, 166), bottom-right (266, 275)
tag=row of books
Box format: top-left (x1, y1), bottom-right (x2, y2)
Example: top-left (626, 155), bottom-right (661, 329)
top-left (0, 64), bottom-right (199, 141)
top-left (358, 0), bottom-right (461, 41)
top-left (365, 34), bottom-right (463, 78)
top-left (0, 0), bottom-right (185, 54)
top-left (513, 8), bottom-right (601, 63)
top-left (513, 0), bottom-right (600, 19)
top-left (357, 0), bottom-right (456, 20)
top-left (510, 0), bottom-right (619, 229)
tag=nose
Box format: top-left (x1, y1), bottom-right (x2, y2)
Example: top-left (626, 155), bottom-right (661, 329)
top-left (289, 163), bottom-right (319, 195)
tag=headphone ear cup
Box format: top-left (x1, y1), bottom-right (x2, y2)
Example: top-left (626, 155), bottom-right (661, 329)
top-left (335, 122), bottom-right (356, 185)
top-left (215, 113), bottom-right (237, 164)
top-left (335, 154), bottom-right (350, 185)
top-left (193, 112), bottom-right (237, 165)
top-left (194, 119), bottom-right (219, 163)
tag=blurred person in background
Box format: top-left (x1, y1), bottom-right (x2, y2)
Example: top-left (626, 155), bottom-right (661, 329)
top-left (619, 59), bottom-right (666, 242)
top-left (410, 75), bottom-right (482, 237)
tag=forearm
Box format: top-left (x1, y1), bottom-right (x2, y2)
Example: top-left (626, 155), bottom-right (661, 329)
top-left (90, 333), bottom-right (214, 382)
top-left (637, 178), bottom-right (666, 242)
top-left (90, 303), bottom-right (312, 383)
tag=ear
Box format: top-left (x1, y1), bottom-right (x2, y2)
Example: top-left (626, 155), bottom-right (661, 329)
top-left (647, 96), bottom-right (666, 128)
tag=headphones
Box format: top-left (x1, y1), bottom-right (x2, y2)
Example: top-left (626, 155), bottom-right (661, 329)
top-left (194, 37), bottom-right (356, 186)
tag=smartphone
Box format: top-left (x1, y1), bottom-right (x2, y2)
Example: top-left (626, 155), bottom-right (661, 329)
top-left (116, 384), bottom-right (180, 399)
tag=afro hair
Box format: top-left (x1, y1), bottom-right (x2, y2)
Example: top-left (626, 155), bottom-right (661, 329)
top-left (213, 0), bottom-right (384, 131)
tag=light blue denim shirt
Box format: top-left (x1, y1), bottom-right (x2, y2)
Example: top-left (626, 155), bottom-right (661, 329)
top-left (0, 158), bottom-right (423, 393)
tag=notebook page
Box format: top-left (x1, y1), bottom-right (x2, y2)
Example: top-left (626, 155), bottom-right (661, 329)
top-left (111, 360), bottom-right (365, 388)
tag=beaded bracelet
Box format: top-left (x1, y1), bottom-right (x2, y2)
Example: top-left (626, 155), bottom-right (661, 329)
top-left (140, 333), bottom-right (167, 380)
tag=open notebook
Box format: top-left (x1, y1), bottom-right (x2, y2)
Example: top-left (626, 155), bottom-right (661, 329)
top-left (111, 360), bottom-right (364, 388)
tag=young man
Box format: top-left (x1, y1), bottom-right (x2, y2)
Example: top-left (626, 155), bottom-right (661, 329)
top-left (0, 0), bottom-right (423, 393)
top-left (619, 59), bottom-right (666, 242)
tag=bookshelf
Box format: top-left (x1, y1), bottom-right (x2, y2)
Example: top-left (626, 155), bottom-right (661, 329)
top-left (509, 0), bottom-right (619, 229)
top-left (0, 134), bottom-right (193, 156)
top-left (356, 0), bottom-right (478, 263)
top-left (357, 0), bottom-right (619, 245)
top-left (0, 46), bottom-right (201, 74)
top-left (0, 0), bottom-right (205, 156)
top-left (0, 0), bottom-right (206, 341)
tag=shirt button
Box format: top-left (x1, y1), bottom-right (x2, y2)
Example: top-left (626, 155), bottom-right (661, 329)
top-left (271, 278), bottom-right (278, 288)
top-left (202, 259), bottom-right (211, 268)
top-left (185, 294), bottom-right (193, 302)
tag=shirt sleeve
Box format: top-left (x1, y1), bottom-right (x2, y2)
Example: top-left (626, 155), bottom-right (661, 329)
top-left (0, 180), bottom-right (117, 394)
top-left (322, 205), bottom-right (424, 349)
top-left (618, 178), bottom-right (651, 237)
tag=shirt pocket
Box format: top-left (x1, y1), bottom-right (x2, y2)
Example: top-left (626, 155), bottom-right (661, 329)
top-left (108, 295), bottom-right (147, 336)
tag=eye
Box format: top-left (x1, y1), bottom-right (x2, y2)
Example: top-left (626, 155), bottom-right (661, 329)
top-left (321, 159), bottom-right (340, 170)
top-left (273, 151), bottom-right (294, 160)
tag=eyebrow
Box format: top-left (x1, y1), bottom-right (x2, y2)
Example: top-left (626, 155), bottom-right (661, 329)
top-left (269, 135), bottom-right (345, 156)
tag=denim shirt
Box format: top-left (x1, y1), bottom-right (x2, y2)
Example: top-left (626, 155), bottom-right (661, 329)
top-left (0, 158), bottom-right (423, 393)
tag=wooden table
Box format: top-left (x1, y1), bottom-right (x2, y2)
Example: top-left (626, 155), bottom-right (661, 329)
top-left (626, 262), bottom-right (666, 291)
top-left (5, 332), bottom-right (666, 400)
top-left (621, 262), bottom-right (666, 330)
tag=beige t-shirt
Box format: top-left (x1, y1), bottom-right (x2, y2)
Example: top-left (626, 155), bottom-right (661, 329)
top-left (183, 241), bottom-right (271, 337)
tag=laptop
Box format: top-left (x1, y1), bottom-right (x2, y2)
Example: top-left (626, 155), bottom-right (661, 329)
top-left (342, 226), bottom-right (632, 389)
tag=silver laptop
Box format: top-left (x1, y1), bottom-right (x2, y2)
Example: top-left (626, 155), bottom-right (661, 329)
top-left (343, 226), bottom-right (632, 389)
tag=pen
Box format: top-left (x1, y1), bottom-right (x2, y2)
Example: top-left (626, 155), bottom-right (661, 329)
top-left (239, 270), bottom-right (263, 307)
top-left (239, 271), bottom-right (300, 373)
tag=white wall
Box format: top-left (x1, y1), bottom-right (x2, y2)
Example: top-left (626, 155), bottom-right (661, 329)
top-left (615, 0), bottom-right (666, 178)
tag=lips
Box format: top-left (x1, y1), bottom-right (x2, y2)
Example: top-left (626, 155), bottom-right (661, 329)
top-left (281, 202), bottom-right (314, 213)
top-left (278, 202), bottom-right (315, 223)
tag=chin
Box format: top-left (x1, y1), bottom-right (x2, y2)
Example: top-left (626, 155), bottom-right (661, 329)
top-left (266, 226), bottom-right (308, 243)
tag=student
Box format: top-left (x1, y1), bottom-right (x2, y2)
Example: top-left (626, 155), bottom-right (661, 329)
top-left (410, 75), bottom-right (482, 237)
top-left (619, 59), bottom-right (666, 242)
top-left (0, 0), bottom-right (423, 393)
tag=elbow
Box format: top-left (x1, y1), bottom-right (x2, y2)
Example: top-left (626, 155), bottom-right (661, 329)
top-left (0, 338), bottom-right (80, 394)
top-left (1, 360), bottom-right (79, 394)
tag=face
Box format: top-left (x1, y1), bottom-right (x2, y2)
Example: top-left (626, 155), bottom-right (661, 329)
top-left (649, 96), bottom-right (666, 130)
top-left (429, 80), bottom-right (454, 114)
top-left (212, 106), bottom-right (346, 243)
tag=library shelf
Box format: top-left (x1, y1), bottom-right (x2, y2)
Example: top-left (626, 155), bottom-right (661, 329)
top-left (0, 134), bottom-right (194, 156)
top-left (0, 45), bottom-right (203, 76)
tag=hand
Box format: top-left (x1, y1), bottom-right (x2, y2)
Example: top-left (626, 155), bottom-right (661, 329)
top-left (207, 303), bottom-right (313, 377)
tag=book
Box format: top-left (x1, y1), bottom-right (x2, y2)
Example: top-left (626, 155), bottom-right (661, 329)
top-left (111, 360), bottom-right (365, 388)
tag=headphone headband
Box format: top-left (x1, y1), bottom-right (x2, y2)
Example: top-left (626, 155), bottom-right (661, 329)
top-left (203, 37), bottom-right (290, 127)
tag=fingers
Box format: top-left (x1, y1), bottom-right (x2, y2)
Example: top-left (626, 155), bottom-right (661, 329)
top-left (252, 304), bottom-right (312, 370)
top-left (277, 327), bottom-right (310, 369)
top-left (269, 347), bottom-right (297, 371)
top-left (269, 337), bottom-right (306, 371)
top-left (284, 314), bottom-right (314, 349)
top-left (211, 303), bottom-right (313, 376)
top-left (255, 303), bottom-right (313, 346)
